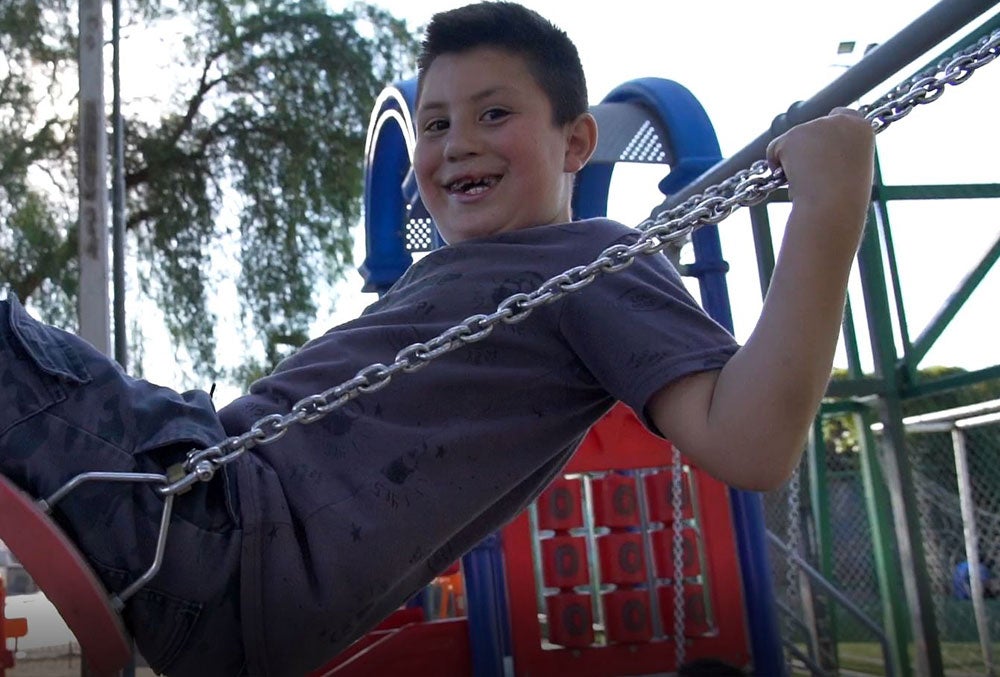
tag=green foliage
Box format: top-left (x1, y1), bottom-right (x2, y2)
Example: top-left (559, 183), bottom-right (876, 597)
top-left (822, 367), bottom-right (1000, 467)
top-left (1, 0), bottom-right (418, 383)
top-left (1, 0), bottom-right (79, 322)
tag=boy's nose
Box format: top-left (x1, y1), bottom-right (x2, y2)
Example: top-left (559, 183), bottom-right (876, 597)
top-left (444, 125), bottom-right (480, 161)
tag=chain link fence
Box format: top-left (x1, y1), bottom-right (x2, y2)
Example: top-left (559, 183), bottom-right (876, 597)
top-left (909, 405), bottom-right (1000, 675)
top-left (764, 401), bottom-right (1000, 675)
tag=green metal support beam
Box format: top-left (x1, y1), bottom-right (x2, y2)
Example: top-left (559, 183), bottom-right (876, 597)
top-left (879, 184), bottom-right (1000, 200)
top-left (857, 408), bottom-right (912, 677)
top-left (827, 377), bottom-right (888, 399)
top-left (908, 234), bottom-right (1000, 367)
top-left (903, 365), bottom-right (1000, 400)
top-left (860, 198), bottom-right (944, 677)
top-left (807, 417), bottom-right (840, 671)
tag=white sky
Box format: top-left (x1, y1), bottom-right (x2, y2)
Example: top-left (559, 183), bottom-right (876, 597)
top-left (140, 0), bottom-right (999, 404)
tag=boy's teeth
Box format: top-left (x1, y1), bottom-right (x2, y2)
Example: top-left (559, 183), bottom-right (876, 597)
top-left (451, 176), bottom-right (499, 193)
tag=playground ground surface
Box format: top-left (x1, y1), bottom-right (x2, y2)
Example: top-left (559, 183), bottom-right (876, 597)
top-left (790, 641), bottom-right (1000, 676)
top-left (6, 641), bottom-right (999, 675)
top-left (6, 657), bottom-right (155, 677)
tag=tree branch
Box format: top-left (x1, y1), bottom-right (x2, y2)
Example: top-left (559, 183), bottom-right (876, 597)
top-left (14, 225), bottom-right (77, 301)
top-left (166, 55), bottom-right (227, 149)
top-left (0, 116), bottom-right (63, 185)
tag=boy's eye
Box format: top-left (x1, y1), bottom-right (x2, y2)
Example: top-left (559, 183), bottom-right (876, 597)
top-left (481, 108), bottom-right (510, 123)
top-left (423, 119), bottom-right (449, 134)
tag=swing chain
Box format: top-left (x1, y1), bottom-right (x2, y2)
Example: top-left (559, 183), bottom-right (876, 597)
top-left (175, 224), bottom-right (696, 487)
top-left (166, 26), bottom-right (1000, 494)
top-left (638, 160), bottom-right (784, 233)
top-left (861, 28), bottom-right (999, 129)
top-left (671, 448), bottom-right (687, 666)
top-left (639, 27), bottom-right (1000, 234)
top-left (783, 463), bottom-right (802, 663)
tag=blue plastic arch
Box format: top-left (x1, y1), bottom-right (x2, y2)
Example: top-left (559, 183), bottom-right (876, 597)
top-left (360, 79), bottom-right (419, 294)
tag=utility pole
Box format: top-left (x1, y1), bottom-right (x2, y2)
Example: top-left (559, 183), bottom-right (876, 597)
top-left (78, 0), bottom-right (111, 355)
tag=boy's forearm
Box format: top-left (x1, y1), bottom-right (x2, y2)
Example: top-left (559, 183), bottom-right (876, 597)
top-left (707, 203), bottom-right (865, 487)
top-left (649, 203), bottom-right (867, 492)
top-left (649, 109), bottom-right (874, 491)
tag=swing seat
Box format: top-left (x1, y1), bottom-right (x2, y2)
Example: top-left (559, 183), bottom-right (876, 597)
top-left (0, 474), bottom-right (131, 676)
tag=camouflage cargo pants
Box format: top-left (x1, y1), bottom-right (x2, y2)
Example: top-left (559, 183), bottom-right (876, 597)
top-left (0, 294), bottom-right (246, 675)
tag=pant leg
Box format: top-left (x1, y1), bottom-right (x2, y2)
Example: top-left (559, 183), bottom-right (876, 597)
top-left (0, 295), bottom-right (245, 675)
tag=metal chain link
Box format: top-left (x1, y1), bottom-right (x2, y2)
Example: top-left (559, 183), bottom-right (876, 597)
top-left (157, 26), bottom-right (1000, 497)
top-left (672, 447), bottom-right (687, 667)
top-left (784, 464), bottom-right (802, 666)
top-left (860, 29), bottom-right (1000, 125)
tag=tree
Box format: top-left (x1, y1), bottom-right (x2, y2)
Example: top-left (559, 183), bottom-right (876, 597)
top-left (0, 0), bottom-right (418, 384)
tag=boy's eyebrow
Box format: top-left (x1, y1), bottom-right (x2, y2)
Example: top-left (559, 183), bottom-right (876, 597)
top-left (418, 86), bottom-right (513, 114)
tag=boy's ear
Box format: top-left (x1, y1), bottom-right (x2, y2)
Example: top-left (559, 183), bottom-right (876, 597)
top-left (563, 112), bottom-right (598, 173)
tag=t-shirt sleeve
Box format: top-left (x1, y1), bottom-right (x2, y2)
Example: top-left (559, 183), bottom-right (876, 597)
top-left (558, 233), bottom-right (739, 434)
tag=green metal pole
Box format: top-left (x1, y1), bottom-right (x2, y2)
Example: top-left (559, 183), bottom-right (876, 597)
top-left (858, 195), bottom-right (944, 676)
top-left (807, 415), bottom-right (839, 671)
top-left (749, 202), bottom-right (776, 295)
top-left (857, 408), bottom-right (912, 677)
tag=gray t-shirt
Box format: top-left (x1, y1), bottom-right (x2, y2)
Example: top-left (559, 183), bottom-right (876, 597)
top-left (219, 218), bottom-right (739, 675)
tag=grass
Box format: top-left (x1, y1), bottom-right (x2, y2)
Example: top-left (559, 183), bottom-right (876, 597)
top-left (790, 641), bottom-right (1000, 675)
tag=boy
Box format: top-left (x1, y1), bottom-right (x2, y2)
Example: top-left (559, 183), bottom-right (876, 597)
top-left (0, 2), bottom-right (875, 675)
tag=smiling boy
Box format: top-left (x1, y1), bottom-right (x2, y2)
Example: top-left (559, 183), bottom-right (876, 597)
top-left (410, 3), bottom-right (873, 492)
top-left (0, 2), bottom-right (874, 675)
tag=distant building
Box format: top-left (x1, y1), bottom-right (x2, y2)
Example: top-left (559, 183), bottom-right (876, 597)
top-left (1, 541), bottom-right (38, 596)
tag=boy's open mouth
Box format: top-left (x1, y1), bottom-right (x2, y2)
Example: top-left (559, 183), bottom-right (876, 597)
top-left (447, 175), bottom-right (501, 195)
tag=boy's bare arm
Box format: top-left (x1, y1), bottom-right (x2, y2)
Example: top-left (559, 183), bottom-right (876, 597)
top-left (647, 108), bottom-right (876, 492)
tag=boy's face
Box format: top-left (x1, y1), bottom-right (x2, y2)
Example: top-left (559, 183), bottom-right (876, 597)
top-left (414, 47), bottom-right (585, 244)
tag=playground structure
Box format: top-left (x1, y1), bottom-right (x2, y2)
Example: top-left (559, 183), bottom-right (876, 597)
top-left (340, 1), bottom-right (1000, 674)
top-left (1, 576), bottom-right (28, 677)
top-left (1, 1), bottom-right (999, 675)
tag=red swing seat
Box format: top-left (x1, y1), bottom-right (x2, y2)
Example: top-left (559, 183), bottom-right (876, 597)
top-left (0, 474), bottom-right (131, 676)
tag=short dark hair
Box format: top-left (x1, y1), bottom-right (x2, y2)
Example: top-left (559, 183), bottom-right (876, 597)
top-left (416, 1), bottom-right (588, 126)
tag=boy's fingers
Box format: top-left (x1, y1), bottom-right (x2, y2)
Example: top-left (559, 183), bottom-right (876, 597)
top-left (768, 107), bottom-right (866, 170)
top-left (765, 136), bottom-right (782, 169)
top-left (828, 106), bottom-right (862, 118)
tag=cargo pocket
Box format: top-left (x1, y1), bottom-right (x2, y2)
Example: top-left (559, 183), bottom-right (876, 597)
top-left (95, 563), bottom-right (203, 676)
top-left (128, 587), bottom-right (202, 675)
top-left (0, 294), bottom-right (92, 437)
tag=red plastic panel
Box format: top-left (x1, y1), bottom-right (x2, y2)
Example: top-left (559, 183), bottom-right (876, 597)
top-left (568, 404), bottom-right (675, 472)
top-left (311, 618), bottom-right (472, 676)
top-left (602, 590), bottom-right (653, 644)
top-left (657, 584), bottom-right (713, 637)
top-left (541, 536), bottom-right (590, 589)
top-left (591, 474), bottom-right (640, 528)
top-left (545, 593), bottom-right (594, 648)
top-left (536, 477), bottom-right (584, 531)
top-left (651, 527), bottom-right (701, 580)
top-left (643, 470), bottom-right (693, 523)
top-left (596, 532), bottom-right (646, 585)
top-left (502, 405), bottom-right (752, 675)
